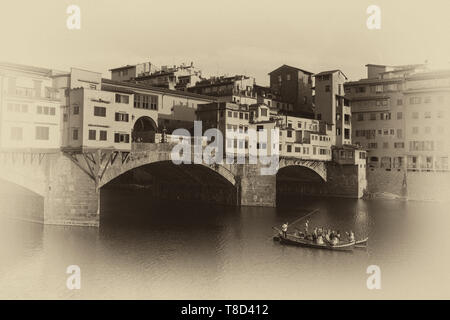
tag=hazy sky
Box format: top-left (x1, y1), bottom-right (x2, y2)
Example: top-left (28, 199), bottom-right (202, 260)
top-left (1, 0), bottom-right (450, 85)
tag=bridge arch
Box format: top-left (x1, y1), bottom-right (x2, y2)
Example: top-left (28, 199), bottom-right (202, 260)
top-left (99, 148), bottom-right (237, 190)
top-left (278, 158), bottom-right (327, 182)
top-left (276, 159), bottom-right (328, 203)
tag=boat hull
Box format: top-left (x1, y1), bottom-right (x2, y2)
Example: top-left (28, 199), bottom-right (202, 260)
top-left (278, 234), bottom-right (355, 252)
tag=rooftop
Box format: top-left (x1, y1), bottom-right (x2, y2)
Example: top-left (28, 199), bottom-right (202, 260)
top-left (268, 64), bottom-right (314, 75)
top-left (314, 69), bottom-right (348, 80)
top-left (102, 78), bottom-right (217, 101)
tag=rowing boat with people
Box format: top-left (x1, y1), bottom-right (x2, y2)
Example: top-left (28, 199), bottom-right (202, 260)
top-left (273, 227), bottom-right (356, 251)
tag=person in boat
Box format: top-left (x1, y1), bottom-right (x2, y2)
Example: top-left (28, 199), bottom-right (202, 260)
top-left (316, 234), bottom-right (324, 245)
top-left (346, 231), bottom-right (355, 242)
top-left (281, 222), bottom-right (288, 238)
top-left (330, 236), bottom-right (339, 246)
top-left (304, 220), bottom-right (309, 235)
top-left (324, 229), bottom-right (331, 242)
top-left (312, 227), bottom-right (318, 241)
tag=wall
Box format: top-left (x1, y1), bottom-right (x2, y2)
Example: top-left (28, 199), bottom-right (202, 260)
top-left (239, 163), bottom-right (277, 207)
top-left (44, 153), bottom-right (99, 226)
top-left (366, 167), bottom-right (450, 201)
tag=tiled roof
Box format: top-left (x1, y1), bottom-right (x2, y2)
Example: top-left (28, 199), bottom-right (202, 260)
top-left (102, 78), bottom-right (217, 101)
top-left (268, 64), bottom-right (314, 75)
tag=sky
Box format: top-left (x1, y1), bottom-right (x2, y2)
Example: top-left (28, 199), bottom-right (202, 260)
top-left (1, 0), bottom-right (450, 85)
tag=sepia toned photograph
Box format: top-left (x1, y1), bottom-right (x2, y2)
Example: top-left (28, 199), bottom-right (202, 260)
top-left (0, 0), bottom-right (450, 304)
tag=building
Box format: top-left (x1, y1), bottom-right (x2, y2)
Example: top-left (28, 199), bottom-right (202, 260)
top-left (110, 62), bottom-right (202, 91)
top-left (0, 62), bottom-right (62, 150)
top-left (188, 75), bottom-right (258, 106)
top-left (344, 63), bottom-right (450, 171)
top-left (53, 67), bottom-right (216, 151)
top-left (268, 64), bottom-right (314, 116)
top-left (402, 70), bottom-right (450, 171)
top-left (196, 101), bottom-right (336, 162)
top-left (314, 70), bottom-right (352, 146)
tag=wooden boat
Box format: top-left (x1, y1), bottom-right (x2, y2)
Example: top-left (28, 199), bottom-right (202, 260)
top-left (355, 237), bottom-right (368, 245)
top-left (278, 233), bottom-right (356, 251)
top-left (273, 227), bottom-right (355, 251)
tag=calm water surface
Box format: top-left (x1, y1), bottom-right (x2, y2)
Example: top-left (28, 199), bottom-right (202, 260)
top-left (0, 187), bottom-right (449, 299)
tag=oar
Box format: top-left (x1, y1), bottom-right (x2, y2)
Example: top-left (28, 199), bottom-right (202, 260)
top-left (288, 209), bottom-right (319, 227)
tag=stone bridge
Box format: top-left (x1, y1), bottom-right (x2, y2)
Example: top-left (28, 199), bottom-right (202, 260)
top-left (0, 143), bottom-right (364, 227)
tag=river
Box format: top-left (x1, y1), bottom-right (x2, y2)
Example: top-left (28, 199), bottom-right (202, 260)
top-left (0, 187), bottom-right (449, 299)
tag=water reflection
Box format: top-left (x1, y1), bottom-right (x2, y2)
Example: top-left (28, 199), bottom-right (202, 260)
top-left (0, 186), bottom-right (449, 299)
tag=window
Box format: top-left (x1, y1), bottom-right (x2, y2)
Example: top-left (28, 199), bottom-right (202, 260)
top-left (370, 113), bottom-right (376, 120)
top-left (287, 74), bottom-right (291, 81)
top-left (115, 94), bottom-right (129, 104)
top-left (397, 112), bottom-right (403, 120)
top-left (410, 97), bottom-right (421, 104)
top-left (336, 128), bottom-right (341, 136)
top-left (94, 106), bottom-right (106, 117)
top-left (228, 111), bottom-right (232, 117)
top-left (412, 127), bottom-right (419, 134)
top-left (394, 142), bottom-right (404, 149)
top-left (344, 128), bottom-right (350, 139)
top-left (88, 130), bottom-right (96, 140)
top-left (325, 85), bottom-right (330, 92)
top-left (72, 128), bottom-right (79, 140)
top-left (424, 112), bottom-right (431, 119)
top-left (100, 130), bottom-right (107, 141)
top-left (115, 112), bottom-right (129, 122)
top-left (397, 99), bottom-right (403, 106)
top-left (287, 130), bottom-right (292, 138)
top-left (317, 114), bottom-right (322, 120)
top-left (368, 143), bottom-right (378, 149)
top-left (357, 114), bottom-right (364, 121)
top-left (35, 126), bottom-right (49, 140)
top-left (383, 142), bottom-right (389, 149)
top-left (260, 108), bottom-right (268, 117)
top-left (244, 113), bottom-right (249, 120)
top-left (114, 133), bottom-right (130, 143)
top-left (397, 129), bottom-right (403, 139)
top-left (239, 112), bottom-right (243, 119)
top-left (73, 105), bottom-right (79, 115)
top-left (11, 127), bottom-right (23, 140)
top-left (287, 145), bottom-right (292, 152)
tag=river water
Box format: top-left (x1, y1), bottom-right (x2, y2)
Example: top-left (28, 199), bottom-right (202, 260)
top-left (0, 187), bottom-right (449, 299)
